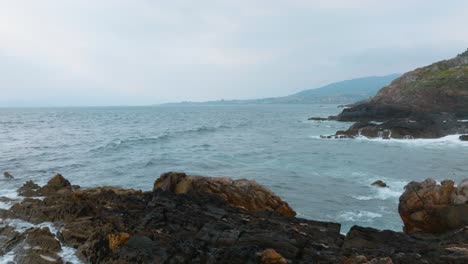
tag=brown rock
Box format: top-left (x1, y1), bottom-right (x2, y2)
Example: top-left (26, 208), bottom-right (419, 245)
top-left (154, 172), bottom-right (296, 217)
top-left (41, 173), bottom-right (72, 194)
top-left (2, 227), bottom-right (63, 264)
top-left (17, 180), bottom-right (42, 197)
top-left (399, 178), bottom-right (468, 234)
top-left (258, 249), bottom-right (287, 264)
top-left (109, 233), bottom-right (131, 251)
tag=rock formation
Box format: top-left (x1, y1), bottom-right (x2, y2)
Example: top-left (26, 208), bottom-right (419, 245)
top-left (154, 172), bottom-right (296, 217)
top-left (3, 171), bottom-right (14, 179)
top-left (322, 51), bottom-right (468, 139)
top-left (399, 178), bottom-right (468, 234)
top-left (0, 173), bottom-right (467, 263)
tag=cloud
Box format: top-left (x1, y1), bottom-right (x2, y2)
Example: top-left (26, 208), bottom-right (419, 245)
top-left (0, 1), bottom-right (467, 105)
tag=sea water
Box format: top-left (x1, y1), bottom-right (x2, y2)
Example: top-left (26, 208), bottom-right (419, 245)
top-left (0, 104), bottom-right (467, 235)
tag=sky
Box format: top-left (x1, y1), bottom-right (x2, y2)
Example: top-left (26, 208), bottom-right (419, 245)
top-left (1, 0), bottom-right (468, 106)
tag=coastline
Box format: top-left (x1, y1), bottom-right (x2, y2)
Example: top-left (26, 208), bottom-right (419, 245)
top-left (1, 172), bottom-right (467, 263)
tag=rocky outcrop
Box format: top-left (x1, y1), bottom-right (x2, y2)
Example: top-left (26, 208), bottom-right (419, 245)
top-left (324, 51), bottom-right (468, 139)
top-left (371, 180), bottom-right (387, 188)
top-left (154, 172), bottom-right (296, 217)
top-left (0, 226), bottom-right (64, 264)
top-left (3, 172), bottom-right (14, 179)
top-left (399, 179), bottom-right (468, 234)
top-left (1, 173), bottom-right (468, 263)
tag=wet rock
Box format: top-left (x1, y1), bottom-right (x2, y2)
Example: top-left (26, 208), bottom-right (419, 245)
top-left (399, 178), bottom-right (468, 234)
top-left (342, 225), bottom-right (468, 263)
top-left (460, 135), bottom-right (468, 141)
top-left (2, 227), bottom-right (63, 264)
top-left (3, 171), bottom-right (14, 179)
top-left (4, 173), bottom-right (468, 263)
top-left (17, 180), bottom-right (42, 197)
top-left (371, 180), bottom-right (388, 188)
top-left (308, 117), bottom-right (328, 121)
top-left (153, 172), bottom-right (296, 217)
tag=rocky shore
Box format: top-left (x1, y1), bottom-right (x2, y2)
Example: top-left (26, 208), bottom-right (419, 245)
top-left (1, 172), bottom-right (467, 263)
top-left (314, 51), bottom-right (468, 140)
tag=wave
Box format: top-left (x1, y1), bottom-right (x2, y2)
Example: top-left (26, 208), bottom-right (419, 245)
top-left (337, 210), bottom-right (383, 222)
top-left (312, 134), bottom-right (468, 146)
top-left (90, 125), bottom-right (230, 153)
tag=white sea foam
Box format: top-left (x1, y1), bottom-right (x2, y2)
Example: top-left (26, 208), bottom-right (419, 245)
top-left (0, 191), bottom-right (22, 210)
top-left (0, 219), bottom-right (83, 264)
top-left (355, 134), bottom-right (468, 146)
top-left (337, 210), bottom-right (383, 222)
top-left (313, 133), bottom-right (468, 146)
top-left (0, 251), bottom-right (15, 263)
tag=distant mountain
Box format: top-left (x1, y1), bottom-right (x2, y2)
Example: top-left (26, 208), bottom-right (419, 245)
top-left (164, 74), bottom-right (401, 105)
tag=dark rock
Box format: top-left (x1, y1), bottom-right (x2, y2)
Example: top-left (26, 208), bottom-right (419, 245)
top-left (3, 171), bottom-right (14, 179)
top-left (1, 227), bottom-right (63, 264)
top-left (308, 117), bottom-right (328, 121)
top-left (17, 180), bottom-right (41, 197)
top-left (460, 135), bottom-right (468, 141)
top-left (371, 180), bottom-right (388, 188)
top-left (3, 173), bottom-right (468, 263)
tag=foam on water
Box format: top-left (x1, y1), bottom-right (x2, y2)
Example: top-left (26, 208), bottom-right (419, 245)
top-left (355, 134), bottom-right (468, 147)
top-left (337, 210), bottom-right (383, 222)
top-left (0, 218), bottom-right (83, 264)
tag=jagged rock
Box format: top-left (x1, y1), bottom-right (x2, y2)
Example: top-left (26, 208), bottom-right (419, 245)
top-left (399, 178), bottom-right (468, 234)
top-left (17, 174), bottom-right (73, 197)
top-left (1, 227), bottom-right (63, 264)
top-left (153, 172), bottom-right (296, 217)
top-left (17, 180), bottom-right (42, 197)
top-left (3, 171), bottom-right (14, 179)
top-left (40, 173), bottom-right (72, 195)
top-left (3, 173), bottom-right (468, 263)
top-left (371, 180), bottom-right (388, 188)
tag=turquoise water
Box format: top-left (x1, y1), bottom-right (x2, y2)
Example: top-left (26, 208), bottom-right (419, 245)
top-left (1, 104), bottom-right (467, 232)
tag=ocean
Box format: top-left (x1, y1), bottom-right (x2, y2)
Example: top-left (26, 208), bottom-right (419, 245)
top-left (1, 104), bottom-right (467, 234)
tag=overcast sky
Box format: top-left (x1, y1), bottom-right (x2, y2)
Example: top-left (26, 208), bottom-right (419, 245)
top-left (1, 0), bottom-right (468, 106)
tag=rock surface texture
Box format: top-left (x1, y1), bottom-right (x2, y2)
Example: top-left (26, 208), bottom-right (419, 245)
top-left (323, 52), bottom-right (468, 139)
top-left (399, 178), bottom-right (468, 234)
top-left (0, 173), bottom-right (467, 263)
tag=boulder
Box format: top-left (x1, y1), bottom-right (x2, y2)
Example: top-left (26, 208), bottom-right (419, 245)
top-left (371, 180), bottom-right (387, 188)
top-left (153, 172), bottom-right (296, 217)
top-left (460, 135), bottom-right (468, 141)
top-left (3, 171), bottom-right (14, 179)
top-left (399, 178), bottom-right (468, 234)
